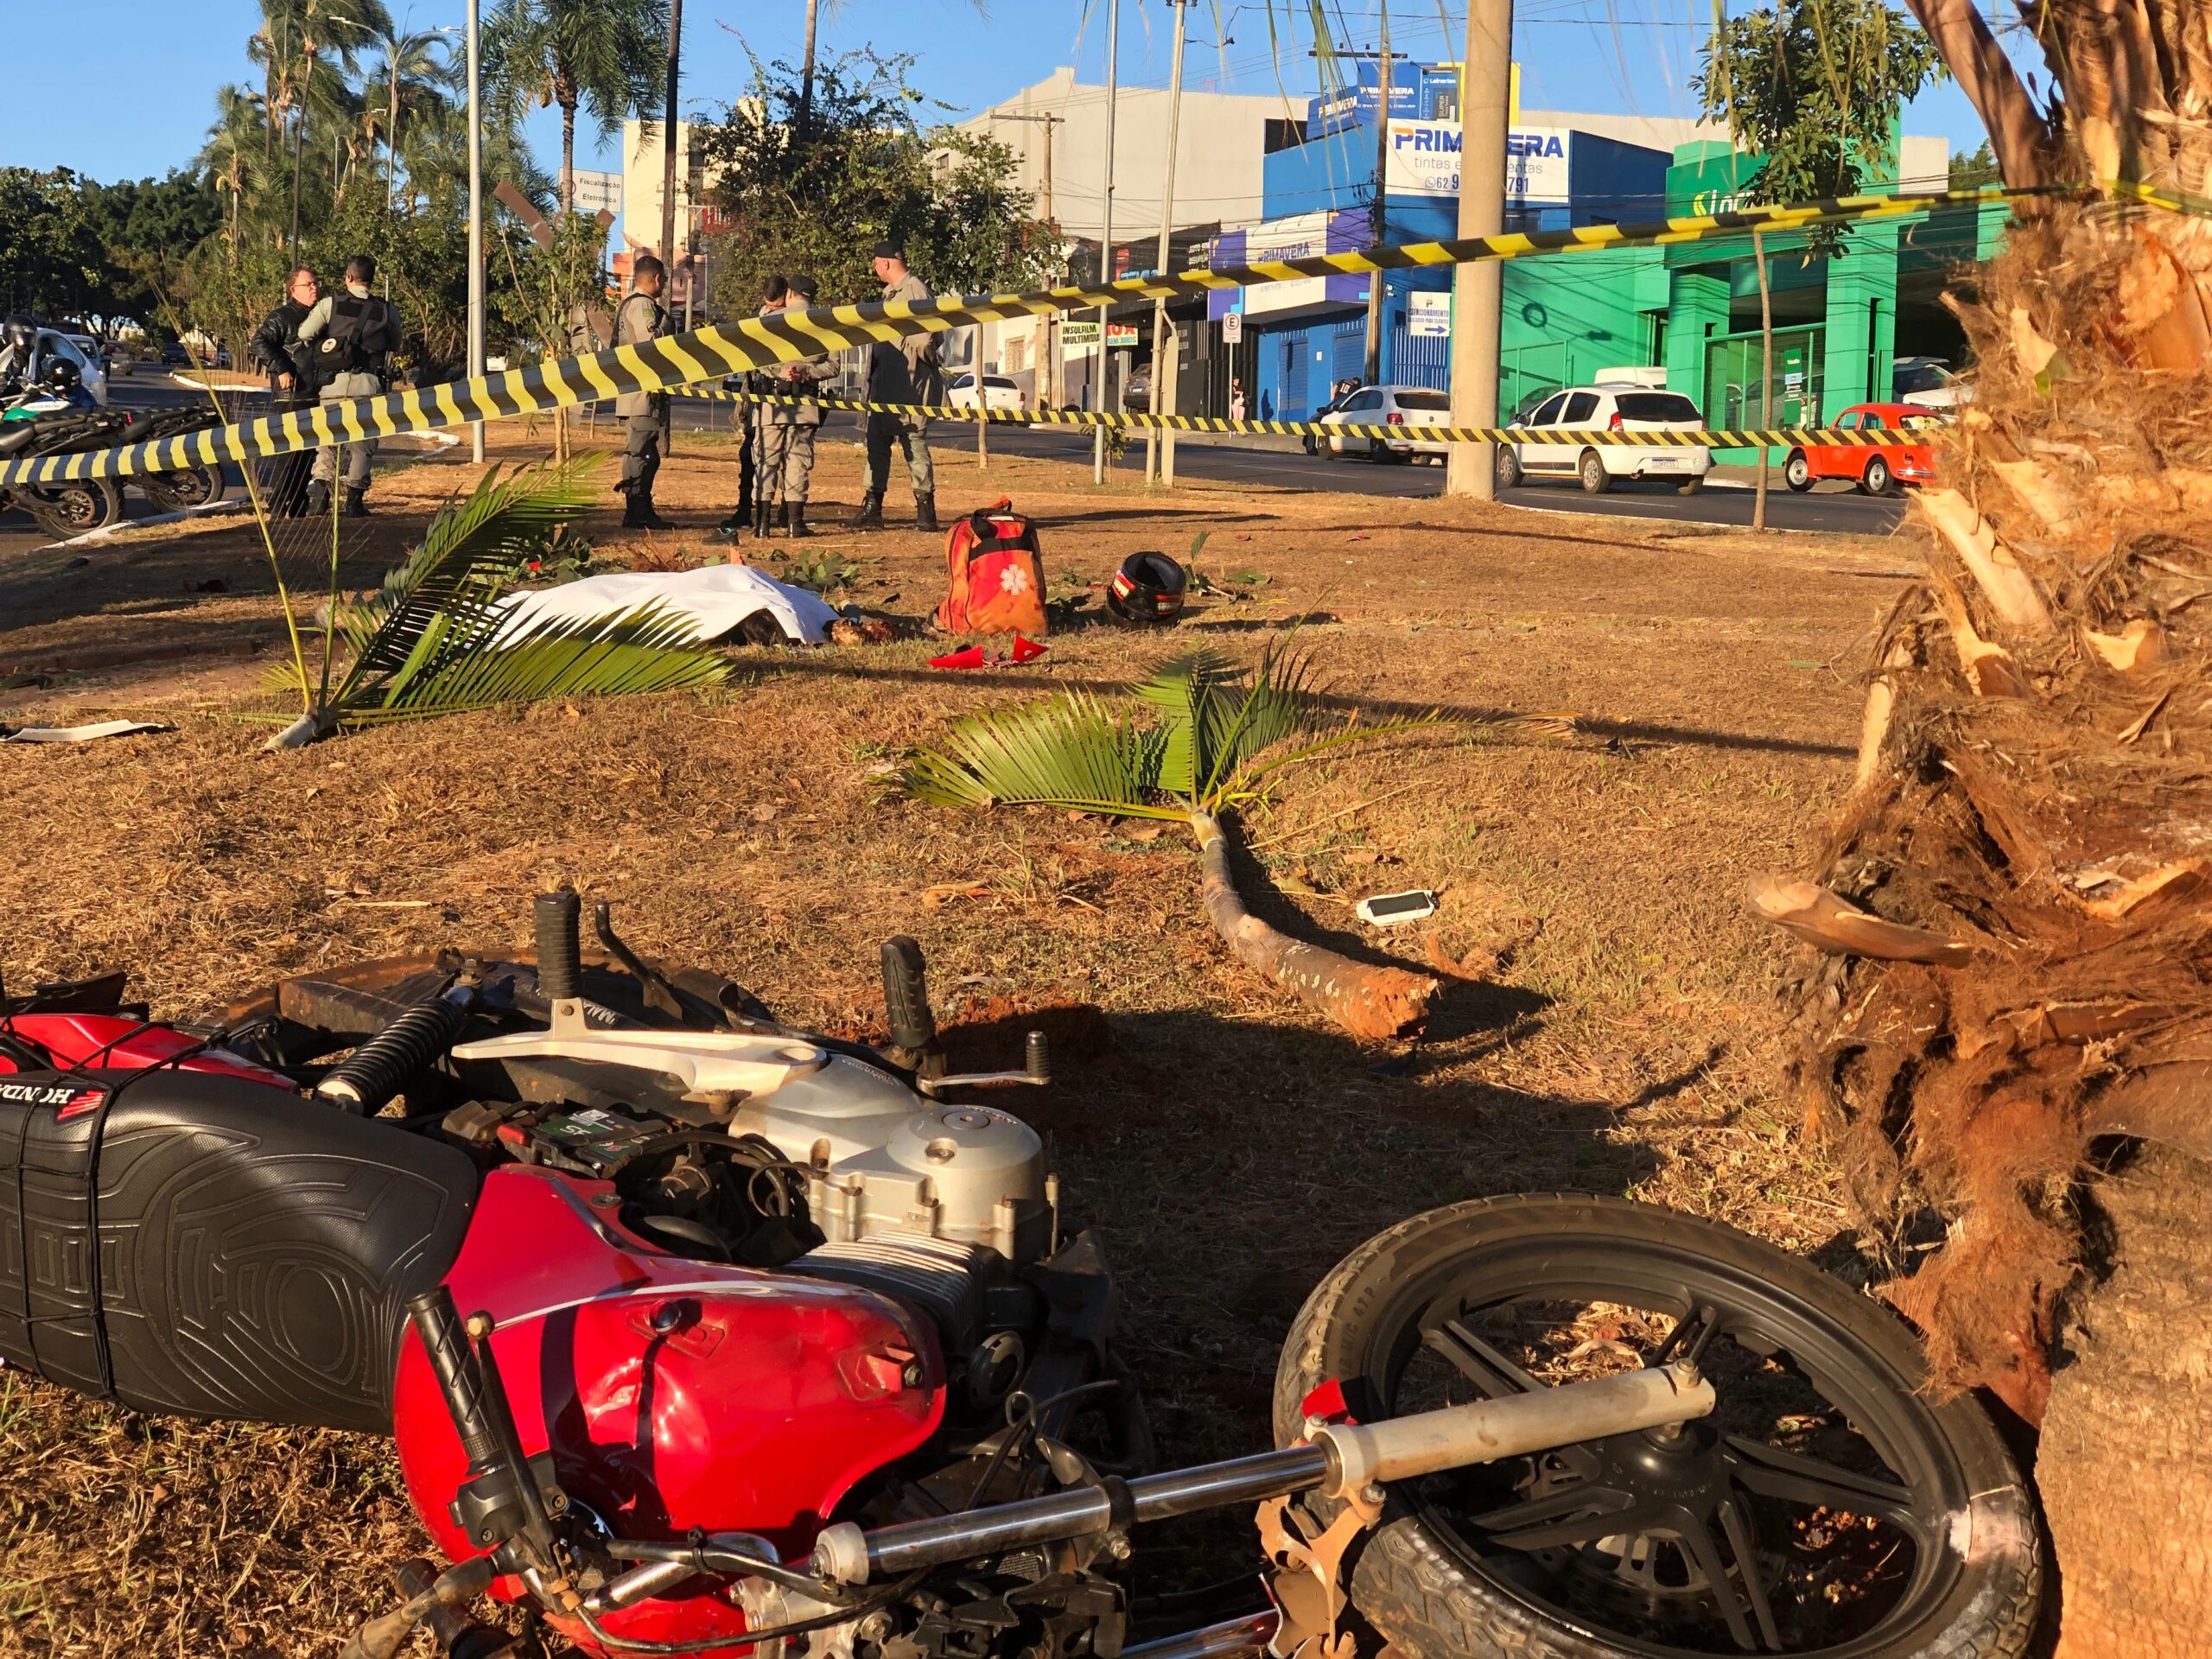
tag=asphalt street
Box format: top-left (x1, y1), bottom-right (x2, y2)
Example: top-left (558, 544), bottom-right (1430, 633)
top-left (0, 378), bottom-right (1906, 556)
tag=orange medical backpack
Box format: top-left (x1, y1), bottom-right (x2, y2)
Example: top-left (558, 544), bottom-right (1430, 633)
top-left (934, 499), bottom-right (1048, 637)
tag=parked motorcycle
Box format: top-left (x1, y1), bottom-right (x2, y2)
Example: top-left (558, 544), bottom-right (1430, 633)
top-left (0, 398), bottom-right (228, 537)
top-left (0, 895), bottom-right (2043, 1659)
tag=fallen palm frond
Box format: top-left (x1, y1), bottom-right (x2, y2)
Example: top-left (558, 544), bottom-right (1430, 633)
top-left (264, 454), bottom-right (728, 748)
top-left (902, 647), bottom-right (1445, 1039)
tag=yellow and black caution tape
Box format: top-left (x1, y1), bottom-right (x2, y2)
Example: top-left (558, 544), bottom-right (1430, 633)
top-left (687, 386), bottom-right (1908, 448)
top-left (0, 182), bottom-right (2112, 489)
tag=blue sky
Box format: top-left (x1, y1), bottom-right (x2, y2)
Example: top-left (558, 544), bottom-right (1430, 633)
top-left (4, 1), bottom-right (1992, 188)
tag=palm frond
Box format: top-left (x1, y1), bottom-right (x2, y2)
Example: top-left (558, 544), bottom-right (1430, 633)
top-left (899, 690), bottom-right (1173, 816)
top-left (342, 604), bottom-right (728, 725)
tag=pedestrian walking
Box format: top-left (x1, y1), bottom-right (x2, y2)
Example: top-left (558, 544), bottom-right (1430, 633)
top-left (1229, 376), bottom-right (1247, 423)
top-left (851, 239), bottom-right (943, 532)
top-left (614, 254), bottom-right (673, 530)
top-left (251, 265), bottom-right (321, 518)
top-left (296, 255), bottom-right (397, 518)
top-left (748, 274), bottom-right (834, 539)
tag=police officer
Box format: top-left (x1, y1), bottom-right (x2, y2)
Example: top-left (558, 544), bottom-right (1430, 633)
top-left (615, 254), bottom-right (674, 530)
top-left (750, 274), bottom-right (835, 539)
top-left (251, 265), bottom-right (321, 517)
top-left (296, 254), bottom-right (396, 518)
top-left (852, 239), bottom-right (943, 532)
top-left (716, 276), bottom-right (789, 540)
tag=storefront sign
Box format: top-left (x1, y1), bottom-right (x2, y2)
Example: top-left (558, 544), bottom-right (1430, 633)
top-left (1408, 291), bottom-right (1452, 338)
top-left (1384, 123), bottom-right (1572, 204)
top-left (1061, 321), bottom-right (1140, 351)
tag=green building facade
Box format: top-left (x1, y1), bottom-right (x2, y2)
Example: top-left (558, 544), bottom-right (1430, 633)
top-left (1497, 140), bottom-right (2007, 451)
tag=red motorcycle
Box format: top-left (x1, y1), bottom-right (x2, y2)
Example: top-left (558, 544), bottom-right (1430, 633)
top-left (0, 895), bottom-right (2042, 1659)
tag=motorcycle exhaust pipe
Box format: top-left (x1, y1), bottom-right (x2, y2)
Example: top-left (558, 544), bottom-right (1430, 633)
top-left (812, 1363), bottom-right (1714, 1586)
top-left (1123, 1612), bottom-right (1281, 1659)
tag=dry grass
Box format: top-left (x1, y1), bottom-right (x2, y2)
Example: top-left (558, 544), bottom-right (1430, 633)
top-left (0, 427), bottom-right (1910, 1656)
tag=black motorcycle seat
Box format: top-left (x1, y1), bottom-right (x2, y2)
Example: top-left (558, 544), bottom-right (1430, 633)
top-left (0, 423), bottom-right (39, 455)
top-left (0, 1069), bottom-right (480, 1432)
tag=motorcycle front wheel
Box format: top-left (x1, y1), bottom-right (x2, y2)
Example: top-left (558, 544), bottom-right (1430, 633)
top-left (26, 479), bottom-right (123, 541)
top-left (1274, 1196), bottom-right (2041, 1659)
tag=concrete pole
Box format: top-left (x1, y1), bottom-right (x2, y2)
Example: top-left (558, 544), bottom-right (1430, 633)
top-left (1145, 0), bottom-right (1189, 486)
top-left (1362, 16), bottom-right (1392, 387)
top-left (1444, 0), bottom-right (1512, 499)
top-left (467, 0), bottom-right (485, 464)
top-left (1093, 0), bottom-right (1120, 486)
top-left (1039, 115), bottom-right (1058, 413)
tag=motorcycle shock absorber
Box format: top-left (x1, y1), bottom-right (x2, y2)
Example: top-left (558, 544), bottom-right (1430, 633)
top-left (315, 980), bottom-right (476, 1115)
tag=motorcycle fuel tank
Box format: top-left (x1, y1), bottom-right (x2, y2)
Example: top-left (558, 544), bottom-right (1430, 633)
top-left (392, 1166), bottom-right (947, 1656)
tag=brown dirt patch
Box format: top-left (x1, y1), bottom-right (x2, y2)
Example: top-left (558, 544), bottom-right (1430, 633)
top-left (0, 425), bottom-right (1904, 1655)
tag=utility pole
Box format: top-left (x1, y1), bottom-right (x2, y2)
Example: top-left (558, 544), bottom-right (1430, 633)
top-left (660, 0), bottom-right (684, 315)
top-left (1145, 0), bottom-right (1191, 486)
top-left (1444, 0), bottom-right (1512, 499)
top-left (995, 109), bottom-right (1064, 413)
top-left (1093, 0), bottom-right (1120, 486)
top-left (1362, 11), bottom-right (1393, 387)
top-left (466, 0), bottom-right (485, 464)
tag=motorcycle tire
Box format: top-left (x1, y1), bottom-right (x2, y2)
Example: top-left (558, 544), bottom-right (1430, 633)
top-left (142, 465), bottom-right (226, 515)
top-left (1272, 1195), bottom-right (2041, 1659)
top-left (27, 479), bottom-right (122, 541)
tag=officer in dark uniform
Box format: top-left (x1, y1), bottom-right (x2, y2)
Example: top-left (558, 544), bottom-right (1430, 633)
top-left (251, 266), bottom-right (321, 517)
top-left (615, 254), bottom-right (673, 529)
top-left (296, 253), bottom-right (397, 517)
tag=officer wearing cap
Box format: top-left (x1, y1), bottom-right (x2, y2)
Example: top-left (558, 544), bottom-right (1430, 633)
top-left (851, 238), bottom-right (943, 532)
top-left (748, 274), bottom-right (835, 539)
top-left (615, 254), bottom-right (674, 530)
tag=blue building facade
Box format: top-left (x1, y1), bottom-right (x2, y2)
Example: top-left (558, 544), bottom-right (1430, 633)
top-left (1213, 91), bottom-right (1672, 422)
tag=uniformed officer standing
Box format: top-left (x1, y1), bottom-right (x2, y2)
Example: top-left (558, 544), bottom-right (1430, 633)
top-left (851, 239), bottom-right (943, 532)
top-left (296, 254), bottom-right (397, 518)
top-left (751, 274), bottom-right (836, 539)
top-left (615, 255), bottom-right (674, 530)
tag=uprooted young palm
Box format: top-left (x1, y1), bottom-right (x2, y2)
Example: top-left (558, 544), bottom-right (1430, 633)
top-left (263, 453), bottom-right (728, 748)
top-left (902, 647), bottom-right (1442, 1040)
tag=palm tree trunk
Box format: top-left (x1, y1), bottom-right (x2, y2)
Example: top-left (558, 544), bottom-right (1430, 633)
top-left (388, 60), bottom-right (401, 212)
top-left (561, 99), bottom-right (577, 214)
top-left (1752, 227), bottom-right (1771, 532)
top-left (1756, 8), bottom-right (2212, 1649)
top-left (1188, 809), bottom-right (1436, 1041)
top-left (800, 0), bottom-right (820, 138)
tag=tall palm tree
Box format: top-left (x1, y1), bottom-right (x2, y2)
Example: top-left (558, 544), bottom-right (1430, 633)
top-left (796, 1), bottom-right (988, 137)
top-left (365, 24), bottom-right (456, 210)
top-left (200, 85), bottom-right (270, 263)
top-left (484, 0), bottom-right (668, 213)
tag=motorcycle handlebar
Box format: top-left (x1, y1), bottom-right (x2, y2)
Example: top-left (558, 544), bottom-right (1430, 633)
top-left (404, 1287), bottom-right (501, 1471)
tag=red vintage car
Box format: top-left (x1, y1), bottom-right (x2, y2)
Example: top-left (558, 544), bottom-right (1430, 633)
top-left (1784, 401), bottom-right (1948, 495)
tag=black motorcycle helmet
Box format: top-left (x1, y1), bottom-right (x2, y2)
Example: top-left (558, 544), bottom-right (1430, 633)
top-left (1106, 551), bottom-right (1188, 625)
top-left (41, 359), bottom-right (81, 393)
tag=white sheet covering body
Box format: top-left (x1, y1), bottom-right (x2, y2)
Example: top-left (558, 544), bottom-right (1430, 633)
top-left (493, 564), bottom-right (839, 646)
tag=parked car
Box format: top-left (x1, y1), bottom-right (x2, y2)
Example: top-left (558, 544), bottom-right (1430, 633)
top-left (1121, 368), bottom-right (1153, 413)
top-left (1784, 402), bottom-right (1946, 495)
top-left (159, 343), bottom-right (189, 367)
top-left (1317, 385), bottom-right (1452, 463)
top-left (1496, 383), bottom-right (1711, 493)
top-left (946, 372), bottom-right (1024, 412)
top-left (1893, 355), bottom-right (1974, 410)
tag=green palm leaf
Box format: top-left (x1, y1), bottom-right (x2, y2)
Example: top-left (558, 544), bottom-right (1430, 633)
top-left (904, 646), bottom-right (1436, 820)
top-left (899, 690), bottom-right (1176, 817)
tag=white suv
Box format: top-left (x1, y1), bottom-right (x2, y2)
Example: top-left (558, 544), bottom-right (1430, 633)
top-left (1498, 384), bottom-right (1709, 494)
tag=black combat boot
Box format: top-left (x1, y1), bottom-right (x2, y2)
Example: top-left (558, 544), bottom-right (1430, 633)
top-left (754, 497), bottom-right (774, 539)
top-left (624, 493), bottom-right (674, 531)
top-left (914, 493), bottom-right (940, 533)
top-left (850, 490), bottom-right (884, 529)
top-left (342, 486), bottom-right (369, 518)
top-left (305, 480), bottom-right (331, 518)
top-left (715, 506), bottom-right (745, 539)
top-left (786, 502), bottom-right (813, 538)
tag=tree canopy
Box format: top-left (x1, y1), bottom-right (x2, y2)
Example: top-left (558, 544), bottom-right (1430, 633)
top-left (691, 49), bottom-right (1059, 312)
top-left (1696, 0), bottom-right (1946, 204)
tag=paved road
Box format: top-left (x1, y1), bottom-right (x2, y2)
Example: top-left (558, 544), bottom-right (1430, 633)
top-left (669, 400), bottom-right (1907, 534)
top-left (0, 380), bottom-right (1904, 554)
